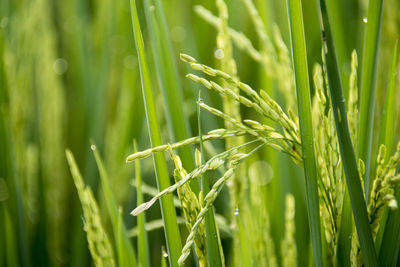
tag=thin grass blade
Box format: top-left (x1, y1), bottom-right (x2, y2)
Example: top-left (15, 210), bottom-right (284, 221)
top-left (91, 144), bottom-right (137, 267)
top-left (142, 0), bottom-right (199, 194)
top-left (1, 206), bottom-right (19, 267)
top-left (317, 0), bottom-right (378, 265)
top-left (0, 32), bottom-right (30, 267)
top-left (324, 0), bottom-right (355, 97)
top-left (286, 0), bottom-right (323, 266)
top-left (377, 39), bottom-right (400, 267)
top-left (197, 93), bottom-right (224, 267)
top-left (358, 0), bottom-right (384, 198)
top-left (378, 189), bottom-right (400, 267)
top-left (378, 39), bottom-right (399, 159)
top-left (129, 1), bottom-right (182, 265)
top-left (336, 189), bottom-right (352, 266)
top-left (134, 140), bottom-right (150, 267)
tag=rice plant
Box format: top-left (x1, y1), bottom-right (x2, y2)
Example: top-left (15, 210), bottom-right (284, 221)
top-left (1, 0), bottom-right (399, 266)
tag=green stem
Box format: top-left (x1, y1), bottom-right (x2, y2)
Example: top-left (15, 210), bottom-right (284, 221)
top-left (377, 39), bottom-right (400, 266)
top-left (337, 188), bottom-right (352, 266)
top-left (142, 0), bottom-right (200, 194)
top-left (134, 141), bottom-right (150, 267)
top-left (129, 1), bottom-right (182, 265)
top-left (286, 0), bottom-right (323, 266)
top-left (317, 0), bottom-right (378, 265)
top-left (197, 93), bottom-right (224, 267)
top-left (358, 0), bottom-right (384, 200)
top-left (92, 145), bottom-right (137, 267)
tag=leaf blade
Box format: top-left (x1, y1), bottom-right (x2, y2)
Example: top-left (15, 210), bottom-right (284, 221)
top-left (377, 39), bottom-right (400, 267)
top-left (286, 0), bottom-right (323, 265)
top-left (358, 0), bottom-right (384, 198)
top-left (91, 145), bottom-right (137, 267)
top-left (317, 0), bottom-right (378, 265)
top-left (129, 1), bottom-right (183, 265)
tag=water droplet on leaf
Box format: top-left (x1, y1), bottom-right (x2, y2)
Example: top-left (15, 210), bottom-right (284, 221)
top-left (214, 49), bottom-right (224, 59)
top-left (53, 58), bottom-right (68, 75)
top-left (124, 55), bottom-right (137, 69)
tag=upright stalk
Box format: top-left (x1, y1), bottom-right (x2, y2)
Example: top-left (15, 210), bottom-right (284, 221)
top-left (197, 93), bottom-right (224, 267)
top-left (286, 0), bottom-right (323, 266)
top-left (134, 141), bottom-right (150, 267)
top-left (129, 1), bottom-right (182, 265)
top-left (377, 39), bottom-right (400, 266)
top-left (142, 0), bottom-right (199, 193)
top-left (92, 145), bottom-right (137, 267)
top-left (317, 0), bottom-right (378, 265)
top-left (358, 0), bottom-right (384, 199)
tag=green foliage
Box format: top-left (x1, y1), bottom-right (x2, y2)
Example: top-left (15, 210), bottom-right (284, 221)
top-left (317, 0), bottom-right (378, 265)
top-left (129, 0), bottom-right (182, 265)
top-left (1, 0), bottom-right (399, 266)
top-left (92, 144), bottom-right (137, 267)
top-left (286, 0), bottom-right (322, 265)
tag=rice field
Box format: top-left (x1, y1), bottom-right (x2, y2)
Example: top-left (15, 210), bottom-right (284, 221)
top-left (1, 0), bottom-right (399, 266)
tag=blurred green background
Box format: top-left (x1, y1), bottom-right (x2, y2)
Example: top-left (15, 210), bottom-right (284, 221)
top-left (0, 0), bottom-right (399, 266)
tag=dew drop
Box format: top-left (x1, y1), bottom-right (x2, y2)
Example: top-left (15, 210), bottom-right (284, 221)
top-left (234, 208), bottom-right (239, 216)
top-left (214, 49), bottom-right (224, 59)
top-left (124, 55), bottom-right (137, 70)
top-left (197, 97), bottom-right (204, 105)
top-left (53, 58), bottom-right (68, 75)
top-left (149, 5), bottom-right (155, 12)
top-left (362, 17), bottom-right (368, 23)
top-left (248, 161), bottom-right (273, 185)
top-left (162, 251), bottom-right (168, 258)
top-left (90, 144), bottom-right (96, 151)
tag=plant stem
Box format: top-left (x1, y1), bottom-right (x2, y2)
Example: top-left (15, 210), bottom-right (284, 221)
top-left (129, 1), bottom-right (182, 265)
top-left (358, 0), bottom-right (384, 200)
top-left (317, 0), bottom-right (378, 265)
top-left (197, 92), bottom-right (224, 267)
top-left (286, 0), bottom-right (323, 265)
